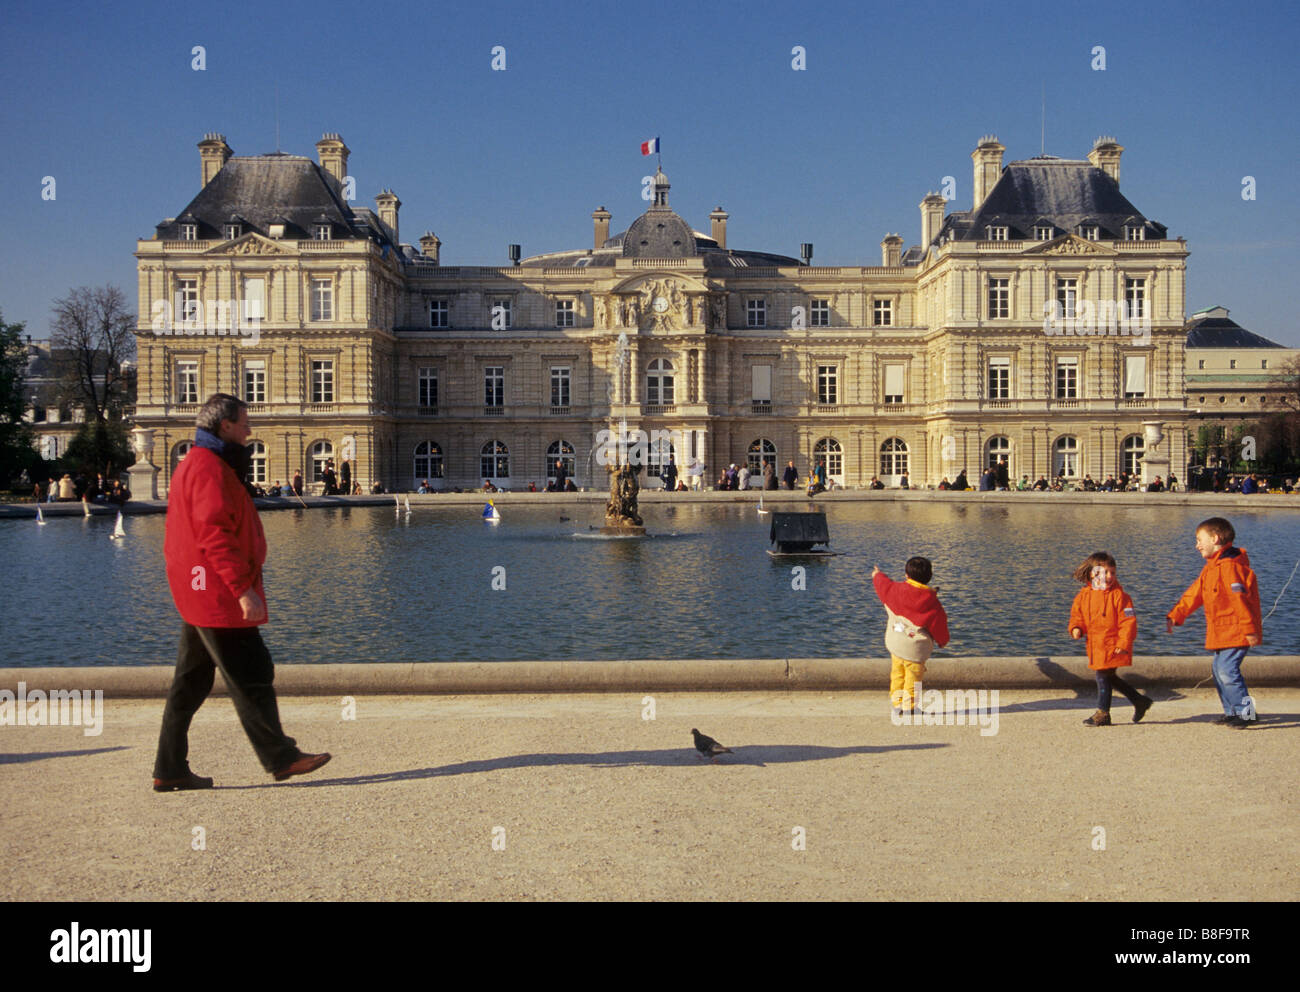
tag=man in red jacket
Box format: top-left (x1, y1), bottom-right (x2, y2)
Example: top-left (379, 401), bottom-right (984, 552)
top-left (153, 394), bottom-right (331, 791)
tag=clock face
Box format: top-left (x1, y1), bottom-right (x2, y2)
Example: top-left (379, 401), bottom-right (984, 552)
top-left (652, 296), bottom-right (669, 313)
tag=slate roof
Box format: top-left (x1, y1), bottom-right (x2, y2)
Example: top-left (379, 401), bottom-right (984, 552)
top-left (154, 155), bottom-right (393, 245)
top-left (934, 156), bottom-right (1167, 246)
top-left (520, 214), bottom-right (801, 269)
top-left (1185, 314), bottom-right (1284, 349)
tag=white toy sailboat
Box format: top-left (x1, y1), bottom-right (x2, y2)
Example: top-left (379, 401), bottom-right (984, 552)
top-left (36, 505), bottom-right (47, 526)
top-left (404, 495), bottom-right (411, 514)
top-left (83, 498), bottom-right (91, 518)
top-left (395, 492), bottom-right (401, 514)
top-left (757, 495), bottom-right (770, 515)
top-left (482, 499), bottom-right (501, 523)
top-left (109, 511), bottom-right (126, 540)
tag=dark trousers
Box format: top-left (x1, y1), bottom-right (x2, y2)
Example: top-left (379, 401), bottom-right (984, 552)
top-left (1095, 668), bottom-right (1144, 712)
top-left (154, 623), bottom-right (300, 778)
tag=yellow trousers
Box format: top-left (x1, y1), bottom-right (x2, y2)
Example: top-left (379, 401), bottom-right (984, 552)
top-left (890, 655), bottom-right (926, 711)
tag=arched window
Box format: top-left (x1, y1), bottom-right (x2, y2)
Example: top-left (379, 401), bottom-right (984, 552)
top-left (481, 440), bottom-right (509, 480)
top-left (747, 438), bottom-right (778, 477)
top-left (1054, 436), bottom-right (1079, 478)
top-left (173, 440), bottom-right (193, 470)
top-left (646, 358), bottom-right (675, 406)
top-left (1122, 435), bottom-right (1145, 477)
top-left (248, 441), bottom-right (267, 485)
top-left (879, 437), bottom-right (908, 479)
top-left (309, 441), bottom-right (334, 483)
top-left (414, 441), bottom-right (444, 482)
top-left (547, 440), bottom-right (576, 482)
top-left (815, 437), bottom-right (845, 486)
top-left (985, 435), bottom-right (1011, 471)
top-left (647, 436), bottom-right (675, 478)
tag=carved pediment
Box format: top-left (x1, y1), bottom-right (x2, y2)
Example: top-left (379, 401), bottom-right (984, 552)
top-left (206, 233), bottom-right (293, 256)
top-left (1027, 234), bottom-right (1117, 257)
top-left (604, 274), bottom-right (709, 331)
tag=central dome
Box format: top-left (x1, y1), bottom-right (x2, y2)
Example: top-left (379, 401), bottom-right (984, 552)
top-left (621, 208), bottom-right (696, 258)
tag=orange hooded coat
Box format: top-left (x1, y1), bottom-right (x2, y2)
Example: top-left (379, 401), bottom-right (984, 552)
top-left (1166, 545), bottom-right (1262, 649)
top-left (1069, 583), bottom-right (1137, 670)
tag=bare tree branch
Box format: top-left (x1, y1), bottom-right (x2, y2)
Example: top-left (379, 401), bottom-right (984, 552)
top-left (49, 285), bottom-right (137, 422)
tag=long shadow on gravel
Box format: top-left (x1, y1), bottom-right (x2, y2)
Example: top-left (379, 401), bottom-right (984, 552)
top-left (230, 742), bottom-right (950, 789)
top-left (0, 746), bottom-right (130, 764)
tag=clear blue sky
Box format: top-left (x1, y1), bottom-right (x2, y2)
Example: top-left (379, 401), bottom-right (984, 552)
top-left (2, 0), bottom-right (1297, 344)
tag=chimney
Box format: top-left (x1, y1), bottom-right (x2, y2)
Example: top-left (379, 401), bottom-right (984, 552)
top-left (881, 233), bottom-right (903, 267)
top-left (1088, 136), bottom-right (1123, 186)
top-left (971, 134), bottom-right (1006, 210)
top-left (920, 194), bottom-right (946, 248)
top-left (316, 133), bottom-right (351, 182)
top-left (418, 231), bottom-right (441, 264)
top-left (198, 133), bottom-right (232, 188)
top-left (375, 190), bottom-right (401, 245)
top-left (592, 206), bottom-right (611, 250)
top-left (709, 206), bottom-right (729, 249)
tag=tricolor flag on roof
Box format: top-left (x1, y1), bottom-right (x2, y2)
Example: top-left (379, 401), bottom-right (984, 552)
top-left (640, 137), bottom-right (660, 156)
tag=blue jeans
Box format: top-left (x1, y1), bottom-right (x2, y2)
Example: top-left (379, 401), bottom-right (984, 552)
top-left (1095, 669), bottom-right (1143, 712)
top-left (1211, 647), bottom-right (1254, 719)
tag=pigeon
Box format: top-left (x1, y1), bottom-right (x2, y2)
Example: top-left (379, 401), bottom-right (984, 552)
top-left (691, 728), bottom-right (733, 762)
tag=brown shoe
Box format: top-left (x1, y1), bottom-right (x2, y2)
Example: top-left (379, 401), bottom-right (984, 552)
top-left (1082, 710), bottom-right (1111, 726)
top-left (153, 771), bottom-right (214, 792)
top-left (272, 752), bottom-right (331, 782)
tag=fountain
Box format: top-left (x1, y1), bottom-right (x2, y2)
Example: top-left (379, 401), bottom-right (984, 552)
top-left (601, 459), bottom-right (645, 536)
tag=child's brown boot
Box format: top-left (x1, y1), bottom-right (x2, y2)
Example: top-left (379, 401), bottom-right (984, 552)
top-left (1082, 710), bottom-right (1111, 726)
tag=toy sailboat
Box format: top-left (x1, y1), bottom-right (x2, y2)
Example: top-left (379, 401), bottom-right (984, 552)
top-left (482, 500), bottom-right (501, 523)
top-left (83, 498), bottom-right (91, 518)
top-left (394, 492), bottom-right (401, 514)
top-left (404, 495), bottom-right (411, 514)
top-left (36, 505), bottom-right (47, 526)
top-left (757, 495), bottom-right (770, 515)
top-left (109, 511), bottom-right (126, 540)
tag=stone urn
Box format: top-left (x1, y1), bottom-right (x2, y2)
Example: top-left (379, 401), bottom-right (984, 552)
top-left (128, 427), bottom-right (160, 499)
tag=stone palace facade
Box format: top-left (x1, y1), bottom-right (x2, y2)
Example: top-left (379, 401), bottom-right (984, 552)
top-left (132, 132), bottom-right (1190, 492)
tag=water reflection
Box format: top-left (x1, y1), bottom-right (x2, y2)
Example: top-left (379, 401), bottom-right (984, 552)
top-left (1, 501), bottom-right (1296, 666)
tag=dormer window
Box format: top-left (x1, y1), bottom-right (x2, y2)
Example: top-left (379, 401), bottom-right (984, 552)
top-left (180, 223), bottom-right (198, 241)
top-left (1034, 225), bottom-right (1053, 241)
top-left (268, 221), bottom-right (286, 239)
top-left (986, 226), bottom-right (1008, 241)
top-left (313, 224), bottom-right (332, 241)
top-left (1124, 225), bottom-right (1145, 241)
top-left (1080, 225), bottom-right (1099, 241)
top-left (223, 224), bottom-right (241, 241)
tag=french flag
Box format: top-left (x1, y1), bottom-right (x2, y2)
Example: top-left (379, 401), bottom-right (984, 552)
top-left (640, 137), bottom-right (660, 156)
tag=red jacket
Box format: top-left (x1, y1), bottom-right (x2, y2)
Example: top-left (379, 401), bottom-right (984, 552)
top-left (164, 446), bottom-right (267, 627)
top-left (872, 572), bottom-right (950, 647)
top-left (1167, 546), bottom-right (1262, 649)
top-left (1069, 583), bottom-right (1137, 670)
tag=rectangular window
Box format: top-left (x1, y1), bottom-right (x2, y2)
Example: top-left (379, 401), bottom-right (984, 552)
top-left (310, 278), bottom-right (333, 321)
top-left (178, 278), bottom-right (200, 324)
top-left (551, 366), bottom-right (570, 407)
top-left (1229, 359), bottom-right (1237, 369)
top-left (491, 299), bottom-right (512, 329)
top-left (1124, 225), bottom-right (1145, 241)
top-left (817, 365), bottom-right (837, 405)
top-left (752, 364), bottom-right (772, 403)
top-left (1056, 278), bottom-right (1078, 319)
top-left (555, 300), bottom-right (575, 328)
top-left (1197, 359), bottom-right (1205, 369)
top-left (1262, 359), bottom-right (1269, 369)
top-left (313, 224), bottom-right (331, 241)
top-left (223, 224), bottom-right (241, 241)
top-left (1124, 278), bottom-right (1146, 320)
top-left (810, 299), bottom-right (829, 327)
top-left (1056, 356), bottom-right (1079, 399)
top-left (986, 226), bottom-right (1008, 241)
top-left (987, 278), bottom-right (1009, 319)
top-left (747, 298), bottom-right (766, 328)
top-left (484, 366), bottom-right (504, 407)
top-left (180, 223), bottom-right (197, 241)
top-left (242, 277), bottom-right (265, 323)
top-left (311, 360), bottom-right (334, 403)
top-left (1080, 226), bottom-right (1099, 240)
top-left (883, 363), bottom-right (905, 404)
top-left (1034, 226), bottom-right (1053, 241)
top-left (243, 359), bottom-right (266, 404)
top-left (418, 367), bottom-right (438, 408)
top-left (987, 356), bottom-right (1010, 399)
top-left (1124, 355), bottom-right (1147, 398)
top-left (176, 360), bottom-right (198, 404)
top-left (873, 300), bottom-right (893, 326)
top-left (429, 300), bottom-right (449, 328)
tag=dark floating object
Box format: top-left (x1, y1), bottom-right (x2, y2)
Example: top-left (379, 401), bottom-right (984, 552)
top-left (768, 511), bottom-right (841, 557)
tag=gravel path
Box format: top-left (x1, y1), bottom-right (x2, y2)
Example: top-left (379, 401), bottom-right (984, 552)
top-left (2, 689), bottom-right (1296, 901)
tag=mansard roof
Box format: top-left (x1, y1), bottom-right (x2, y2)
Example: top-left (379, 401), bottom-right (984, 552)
top-left (1185, 310), bottom-right (1284, 349)
top-left (153, 155), bottom-right (393, 244)
top-left (936, 156), bottom-right (1168, 244)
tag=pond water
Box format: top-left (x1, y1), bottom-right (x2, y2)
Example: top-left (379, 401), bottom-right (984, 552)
top-left (3, 501), bottom-right (1297, 666)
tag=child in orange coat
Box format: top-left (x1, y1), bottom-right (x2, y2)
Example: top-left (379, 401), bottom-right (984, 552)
top-left (1069, 552), bottom-right (1153, 726)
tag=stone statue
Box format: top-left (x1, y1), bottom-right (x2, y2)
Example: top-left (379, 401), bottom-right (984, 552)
top-left (604, 460), bottom-right (644, 531)
top-left (594, 296), bottom-right (605, 327)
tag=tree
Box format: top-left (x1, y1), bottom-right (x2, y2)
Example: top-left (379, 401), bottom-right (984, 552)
top-left (50, 285), bottom-right (136, 423)
top-left (0, 312), bottom-right (39, 488)
top-left (63, 420), bottom-right (134, 479)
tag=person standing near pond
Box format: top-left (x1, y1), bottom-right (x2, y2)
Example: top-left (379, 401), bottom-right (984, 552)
top-left (153, 393), bottom-right (331, 791)
top-left (783, 460), bottom-right (799, 490)
top-left (872, 557), bottom-right (950, 716)
top-left (1069, 551), bottom-right (1152, 726)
